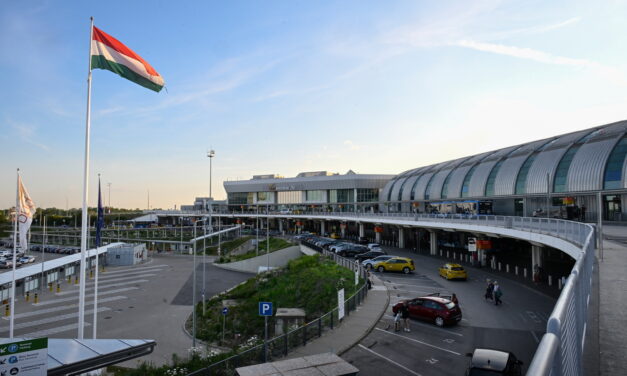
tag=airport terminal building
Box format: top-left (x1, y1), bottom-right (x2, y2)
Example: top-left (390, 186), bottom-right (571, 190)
top-left (220, 121), bottom-right (627, 223)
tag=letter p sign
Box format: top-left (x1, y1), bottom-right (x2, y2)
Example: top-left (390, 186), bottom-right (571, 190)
top-left (259, 302), bottom-right (273, 316)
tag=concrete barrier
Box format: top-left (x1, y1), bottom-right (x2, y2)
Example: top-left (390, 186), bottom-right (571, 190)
top-left (213, 246), bottom-right (302, 273)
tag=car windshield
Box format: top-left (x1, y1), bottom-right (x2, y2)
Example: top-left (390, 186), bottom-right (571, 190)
top-left (372, 256), bottom-right (390, 261)
top-left (468, 369), bottom-right (504, 376)
top-left (445, 302), bottom-right (456, 309)
top-left (452, 267), bottom-right (464, 271)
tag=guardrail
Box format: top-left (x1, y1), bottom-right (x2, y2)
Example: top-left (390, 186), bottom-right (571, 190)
top-left (187, 243), bottom-right (369, 376)
top-left (215, 211), bottom-right (595, 376)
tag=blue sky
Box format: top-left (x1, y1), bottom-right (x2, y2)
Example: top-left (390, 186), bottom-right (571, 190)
top-left (3, 0), bottom-right (627, 209)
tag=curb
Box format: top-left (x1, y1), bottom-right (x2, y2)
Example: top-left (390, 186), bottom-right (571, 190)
top-left (338, 274), bottom-right (390, 355)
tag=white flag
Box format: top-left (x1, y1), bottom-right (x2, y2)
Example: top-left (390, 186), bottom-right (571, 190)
top-left (17, 176), bottom-right (36, 252)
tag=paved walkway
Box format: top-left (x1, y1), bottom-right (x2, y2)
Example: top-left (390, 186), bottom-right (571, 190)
top-left (282, 273), bottom-right (389, 359)
top-left (598, 224), bottom-right (627, 376)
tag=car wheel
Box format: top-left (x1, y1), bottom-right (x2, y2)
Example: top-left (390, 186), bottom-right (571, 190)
top-left (435, 316), bottom-right (444, 327)
top-left (377, 266), bottom-right (385, 273)
top-left (402, 267), bottom-right (410, 274)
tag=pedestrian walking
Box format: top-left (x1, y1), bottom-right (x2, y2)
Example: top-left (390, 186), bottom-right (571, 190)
top-left (451, 293), bottom-right (459, 306)
top-left (484, 279), bottom-right (494, 301)
top-left (394, 311), bottom-right (401, 332)
top-left (400, 302), bottom-right (411, 332)
top-left (494, 281), bottom-right (503, 306)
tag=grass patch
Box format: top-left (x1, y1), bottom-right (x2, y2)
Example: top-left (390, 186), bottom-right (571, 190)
top-left (203, 236), bottom-right (253, 256)
top-left (108, 254), bottom-right (362, 375)
top-left (216, 237), bottom-right (292, 263)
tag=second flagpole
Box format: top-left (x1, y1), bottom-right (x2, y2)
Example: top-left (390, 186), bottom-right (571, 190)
top-left (78, 16), bottom-right (95, 340)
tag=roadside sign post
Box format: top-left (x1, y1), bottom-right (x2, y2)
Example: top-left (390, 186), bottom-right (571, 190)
top-left (221, 307), bottom-right (229, 344)
top-left (338, 289), bottom-right (345, 321)
top-left (259, 302), bottom-right (273, 363)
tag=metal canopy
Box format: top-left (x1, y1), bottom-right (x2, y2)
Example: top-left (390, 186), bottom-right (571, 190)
top-left (0, 243), bottom-right (124, 287)
top-left (0, 338), bottom-right (155, 376)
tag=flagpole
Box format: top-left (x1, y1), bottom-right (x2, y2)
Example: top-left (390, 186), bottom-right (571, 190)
top-left (10, 169), bottom-right (19, 338)
top-left (78, 16), bottom-right (94, 340)
top-left (93, 175), bottom-right (101, 339)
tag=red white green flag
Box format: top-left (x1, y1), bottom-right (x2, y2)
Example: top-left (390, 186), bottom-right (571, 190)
top-left (90, 26), bottom-right (164, 92)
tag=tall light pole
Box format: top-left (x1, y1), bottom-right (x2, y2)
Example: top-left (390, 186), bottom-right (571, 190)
top-left (205, 149), bottom-right (215, 318)
top-left (192, 218), bottom-right (206, 348)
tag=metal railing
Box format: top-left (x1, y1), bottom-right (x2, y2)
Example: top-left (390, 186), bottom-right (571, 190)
top-left (214, 210), bottom-right (595, 376)
top-left (187, 245), bottom-right (369, 375)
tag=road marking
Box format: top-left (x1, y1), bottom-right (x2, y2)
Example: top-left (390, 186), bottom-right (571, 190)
top-left (526, 311), bottom-right (542, 324)
top-left (3, 296), bottom-right (127, 320)
top-left (375, 328), bottom-right (462, 355)
top-left (425, 357), bottom-right (439, 365)
top-left (381, 315), bottom-right (464, 337)
top-left (57, 280), bottom-right (149, 296)
top-left (530, 331), bottom-right (540, 343)
top-left (518, 312), bottom-right (528, 324)
top-left (93, 273), bottom-right (156, 282)
top-left (21, 322), bottom-right (90, 338)
top-left (357, 344), bottom-right (422, 376)
top-left (97, 265), bottom-right (167, 276)
top-left (33, 287), bottom-right (139, 306)
top-left (0, 307), bottom-right (111, 331)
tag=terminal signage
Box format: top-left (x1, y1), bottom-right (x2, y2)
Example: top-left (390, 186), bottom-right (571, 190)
top-left (0, 338), bottom-right (47, 376)
top-left (468, 238), bottom-right (476, 253)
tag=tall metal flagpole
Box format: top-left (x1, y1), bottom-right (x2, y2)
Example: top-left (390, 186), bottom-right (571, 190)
top-left (93, 175), bottom-right (102, 339)
top-left (10, 169), bottom-right (19, 338)
top-left (78, 17), bottom-right (95, 339)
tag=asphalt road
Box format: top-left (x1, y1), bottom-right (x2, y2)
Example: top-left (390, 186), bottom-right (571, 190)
top-left (342, 249), bottom-right (556, 375)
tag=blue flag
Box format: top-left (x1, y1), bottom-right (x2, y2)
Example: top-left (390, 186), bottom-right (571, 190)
top-left (96, 178), bottom-right (104, 247)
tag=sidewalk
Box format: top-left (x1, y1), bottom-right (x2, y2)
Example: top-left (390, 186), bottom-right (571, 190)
top-left (598, 224), bottom-right (627, 376)
top-left (282, 273), bottom-right (389, 359)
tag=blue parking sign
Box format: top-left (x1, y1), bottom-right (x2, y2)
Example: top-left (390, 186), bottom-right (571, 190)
top-left (222, 307), bottom-right (229, 315)
top-left (259, 302), bottom-right (273, 316)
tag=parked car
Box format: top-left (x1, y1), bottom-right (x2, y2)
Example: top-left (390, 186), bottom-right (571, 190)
top-left (367, 243), bottom-right (383, 252)
top-left (439, 263), bottom-right (468, 280)
top-left (392, 295), bottom-right (462, 327)
top-left (0, 250), bottom-right (12, 258)
top-left (362, 255), bottom-right (395, 269)
top-left (19, 256), bottom-right (36, 264)
top-left (465, 348), bottom-right (522, 375)
top-left (357, 236), bottom-right (369, 245)
top-left (355, 250), bottom-right (387, 262)
top-left (330, 233), bottom-right (341, 239)
top-left (337, 245), bottom-right (369, 258)
top-left (374, 257), bottom-right (415, 274)
top-left (330, 243), bottom-right (353, 253)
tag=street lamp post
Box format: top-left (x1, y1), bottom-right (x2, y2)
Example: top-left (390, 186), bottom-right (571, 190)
top-left (192, 218), bottom-right (207, 349)
top-left (204, 149), bottom-right (215, 318)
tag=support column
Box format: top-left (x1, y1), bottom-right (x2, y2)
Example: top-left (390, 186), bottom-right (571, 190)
top-left (278, 220), bottom-right (283, 234)
top-left (398, 227), bottom-right (405, 249)
top-left (429, 230), bottom-right (437, 256)
top-left (320, 221), bottom-right (326, 237)
top-left (359, 223), bottom-right (365, 238)
top-left (341, 223), bottom-right (346, 238)
top-left (375, 231), bottom-right (381, 243)
top-left (531, 245), bottom-right (544, 270)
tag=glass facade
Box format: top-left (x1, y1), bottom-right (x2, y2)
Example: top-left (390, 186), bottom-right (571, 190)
top-left (461, 165), bottom-right (478, 198)
top-left (329, 189), bottom-right (354, 203)
top-left (305, 190), bottom-right (326, 202)
top-left (228, 192), bottom-right (253, 205)
top-left (409, 174), bottom-right (422, 200)
top-left (424, 174), bottom-right (435, 200)
top-left (554, 145), bottom-right (581, 193)
top-left (256, 191), bottom-right (274, 202)
top-left (485, 160), bottom-right (504, 196)
top-left (440, 171), bottom-right (453, 199)
top-left (515, 154), bottom-right (538, 194)
top-left (604, 136), bottom-right (627, 189)
top-left (278, 191), bottom-right (303, 204)
top-left (357, 188), bottom-right (378, 202)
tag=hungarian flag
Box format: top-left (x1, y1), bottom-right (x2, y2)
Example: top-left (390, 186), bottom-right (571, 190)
top-left (17, 176), bottom-right (36, 252)
top-left (91, 26), bottom-right (164, 92)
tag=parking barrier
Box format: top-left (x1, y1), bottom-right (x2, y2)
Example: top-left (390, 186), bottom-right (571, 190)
top-left (524, 268), bottom-right (528, 279)
top-left (56, 283), bottom-right (60, 293)
top-left (446, 251), bottom-right (450, 258)
top-left (25, 292), bottom-right (30, 302)
top-left (548, 275), bottom-right (553, 287)
top-left (34, 293), bottom-right (38, 304)
top-left (515, 266), bottom-right (519, 276)
top-left (498, 262), bottom-right (502, 271)
top-left (48, 282), bottom-right (53, 292)
top-left (4, 305), bottom-right (9, 317)
top-left (90, 269), bottom-right (93, 279)
top-left (68, 276), bottom-right (71, 283)
top-left (75, 276), bottom-right (78, 285)
top-left (506, 264), bottom-right (510, 273)
top-left (558, 278), bottom-right (563, 290)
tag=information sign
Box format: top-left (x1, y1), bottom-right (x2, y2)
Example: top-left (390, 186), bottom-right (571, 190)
top-left (338, 288), bottom-right (345, 320)
top-left (222, 307), bottom-right (229, 315)
top-left (259, 302), bottom-right (273, 316)
top-left (0, 338), bottom-right (47, 376)
top-left (468, 237), bottom-right (477, 253)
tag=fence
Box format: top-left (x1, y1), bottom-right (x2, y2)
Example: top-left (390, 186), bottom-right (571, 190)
top-left (187, 244), bottom-right (369, 375)
top-left (208, 211), bottom-right (595, 375)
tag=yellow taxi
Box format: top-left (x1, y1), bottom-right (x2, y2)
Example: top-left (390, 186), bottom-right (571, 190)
top-left (374, 257), bottom-right (415, 274)
top-left (439, 263), bottom-right (468, 280)
top-left (330, 233), bottom-right (341, 239)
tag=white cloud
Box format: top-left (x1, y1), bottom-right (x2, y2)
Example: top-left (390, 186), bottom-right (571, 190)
top-left (8, 121), bottom-right (49, 151)
top-left (343, 140), bottom-right (361, 151)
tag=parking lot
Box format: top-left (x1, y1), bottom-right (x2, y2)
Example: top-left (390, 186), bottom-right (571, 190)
top-left (342, 249), bottom-right (556, 375)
